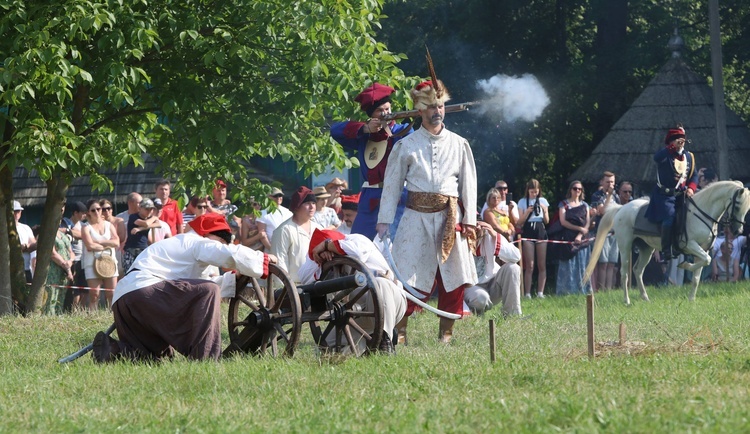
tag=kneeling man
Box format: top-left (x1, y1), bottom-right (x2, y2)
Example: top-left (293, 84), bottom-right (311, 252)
top-left (93, 213), bottom-right (276, 363)
top-left (464, 221), bottom-right (522, 317)
top-left (298, 229), bottom-right (406, 353)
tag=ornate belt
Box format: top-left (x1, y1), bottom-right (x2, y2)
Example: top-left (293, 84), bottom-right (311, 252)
top-left (406, 191), bottom-right (457, 263)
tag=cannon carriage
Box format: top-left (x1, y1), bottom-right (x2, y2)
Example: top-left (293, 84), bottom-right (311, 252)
top-left (223, 256), bottom-right (385, 358)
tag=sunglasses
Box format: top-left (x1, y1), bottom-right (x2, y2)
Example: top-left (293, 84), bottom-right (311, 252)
top-left (571, 187), bottom-right (582, 191)
top-left (89, 208), bottom-right (102, 212)
top-left (497, 186), bottom-right (508, 190)
top-left (102, 207), bottom-right (112, 211)
top-left (197, 205), bottom-right (208, 210)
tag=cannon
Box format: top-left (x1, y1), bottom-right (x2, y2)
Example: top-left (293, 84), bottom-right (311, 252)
top-left (224, 256), bottom-right (384, 358)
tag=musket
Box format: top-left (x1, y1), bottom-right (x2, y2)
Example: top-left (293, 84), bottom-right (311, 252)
top-left (373, 101), bottom-right (480, 137)
top-left (380, 101), bottom-right (481, 122)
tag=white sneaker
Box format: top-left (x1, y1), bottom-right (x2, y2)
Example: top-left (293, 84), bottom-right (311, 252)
top-left (524, 293), bottom-right (532, 299)
top-left (537, 293), bottom-right (546, 299)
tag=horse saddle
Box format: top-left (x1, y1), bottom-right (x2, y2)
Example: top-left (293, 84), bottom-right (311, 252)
top-left (633, 206), bottom-right (661, 237)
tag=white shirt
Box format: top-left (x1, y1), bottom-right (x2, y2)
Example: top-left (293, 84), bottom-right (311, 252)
top-left (113, 232), bottom-right (269, 305)
top-left (517, 197), bottom-right (549, 223)
top-left (298, 234), bottom-right (395, 284)
top-left (270, 218), bottom-right (321, 283)
top-left (312, 207), bottom-right (341, 229)
top-left (476, 230), bottom-right (521, 284)
top-left (17, 222), bottom-right (34, 271)
top-left (258, 206), bottom-right (293, 240)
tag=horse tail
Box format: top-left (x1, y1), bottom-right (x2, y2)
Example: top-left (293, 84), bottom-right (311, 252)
top-left (583, 202), bottom-right (623, 284)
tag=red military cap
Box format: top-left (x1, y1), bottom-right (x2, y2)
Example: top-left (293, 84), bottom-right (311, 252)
top-left (664, 126), bottom-right (686, 144)
top-left (340, 193), bottom-right (359, 211)
top-left (354, 83), bottom-right (395, 116)
top-left (309, 228), bottom-right (346, 259)
top-left (189, 212), bottom-right (231, 236)
top-left (290, 186), bottom-right (316, 212)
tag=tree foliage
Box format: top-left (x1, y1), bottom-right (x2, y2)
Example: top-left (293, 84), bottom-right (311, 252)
top-left (0, 0), bottom-right (411, 314)
top-left (381, 0), bottom-right (750, 201)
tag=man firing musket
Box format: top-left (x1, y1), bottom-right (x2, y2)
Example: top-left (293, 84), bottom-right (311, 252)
top-left (330, 85), bottom-right (478, 241)
top-left (379, 101), bottom-right (479, 130)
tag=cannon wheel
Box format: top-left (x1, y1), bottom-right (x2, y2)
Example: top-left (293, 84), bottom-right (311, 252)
top-left (224, 263), bottom-right (302, 358)
top-left (308, 256), bottom-right (384, 356)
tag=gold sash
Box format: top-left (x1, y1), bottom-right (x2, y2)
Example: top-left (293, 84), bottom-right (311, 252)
top-left (406, 192), bottom-right (457, 263)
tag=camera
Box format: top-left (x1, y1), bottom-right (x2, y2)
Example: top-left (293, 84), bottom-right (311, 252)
top-left (506, 192), bottom-right (513, 206)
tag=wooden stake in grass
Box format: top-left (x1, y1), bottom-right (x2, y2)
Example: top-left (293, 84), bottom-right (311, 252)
top-left (587, 294), bottom-right (595, 359)
top-left (489, 319), bottom-right (496, 363)
top-left (619, 322), bottom-right (626, 346)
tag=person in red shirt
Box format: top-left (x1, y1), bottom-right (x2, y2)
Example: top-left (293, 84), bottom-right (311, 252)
top-left (154, 179), bottom-right (184, 236)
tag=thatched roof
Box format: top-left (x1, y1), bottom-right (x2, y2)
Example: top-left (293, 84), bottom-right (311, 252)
top-left (12, 155), bottom-right (274, 209)
top-left (570, 56), bottom-right (750, 185)
top-left (13, 155), bottom-right (166, 209)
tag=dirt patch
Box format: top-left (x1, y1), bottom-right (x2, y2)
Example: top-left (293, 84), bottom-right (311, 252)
top-left (566, 327), bottom-right (725, 359)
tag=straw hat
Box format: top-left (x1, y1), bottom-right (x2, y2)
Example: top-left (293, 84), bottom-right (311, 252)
top-left (313, 186), bottom-right (331, 199)
top-left (325, 177), bottom-right (348, 189)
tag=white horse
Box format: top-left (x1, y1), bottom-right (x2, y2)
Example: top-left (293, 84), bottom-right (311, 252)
top-left (584, 181), bottom-right (750, 305)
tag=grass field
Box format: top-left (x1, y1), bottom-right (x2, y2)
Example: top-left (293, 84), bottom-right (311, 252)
top-left (2, 282), bottom-right (750, 433)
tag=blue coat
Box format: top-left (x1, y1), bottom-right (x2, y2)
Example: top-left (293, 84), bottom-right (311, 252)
top-left (645, 147), bottom-right (698, 223)
top-left (330, 120), bottom-right (413, 239)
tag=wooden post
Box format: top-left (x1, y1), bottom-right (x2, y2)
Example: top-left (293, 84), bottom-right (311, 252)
top-left (489, 319), bottom-right (496, 363)
top-left (587, 294), bottom-right (595, 359)
top-left (619, 322), bottom-right (626, 346)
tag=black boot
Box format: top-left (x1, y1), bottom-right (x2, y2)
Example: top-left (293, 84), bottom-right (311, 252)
top-left (660, 225), bottom-right (673, 262)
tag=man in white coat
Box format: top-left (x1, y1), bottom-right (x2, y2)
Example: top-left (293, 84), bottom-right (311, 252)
top-left (93, 213), bottom-right (276, 363)
top-left (464, 221), bottom-right (522, 317)
top-left (376, 79), bottom-right (478, 343)
top-left (298, 228), bottom-right (406, 353)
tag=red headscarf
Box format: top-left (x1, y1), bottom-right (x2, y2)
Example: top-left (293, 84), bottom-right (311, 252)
top-left (308, 228), bottom-right (345, 259)
top-left (189, 213), bottom-right (231, 236)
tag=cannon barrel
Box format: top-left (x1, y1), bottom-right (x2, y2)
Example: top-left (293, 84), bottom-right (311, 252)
top-left (298, 271), bottom-right (367, 297)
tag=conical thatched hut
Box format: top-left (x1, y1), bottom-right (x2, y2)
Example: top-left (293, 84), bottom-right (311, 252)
top-left (570, 36), bottom-right (750, 188)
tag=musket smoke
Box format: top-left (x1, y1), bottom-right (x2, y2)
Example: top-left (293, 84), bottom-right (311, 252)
top-left (475, 74), bottom-right (550, 123)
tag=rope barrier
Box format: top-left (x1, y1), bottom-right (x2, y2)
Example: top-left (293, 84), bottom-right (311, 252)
top-left (27, 282), bottom-right (114, 292)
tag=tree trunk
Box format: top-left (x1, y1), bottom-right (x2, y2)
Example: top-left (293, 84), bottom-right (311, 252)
top-left (0, 122), bottom-right (13, 315)
top-left (0, 147), bottom-right (28, 313)
top-left (25, 174), bottom-right (70, 314)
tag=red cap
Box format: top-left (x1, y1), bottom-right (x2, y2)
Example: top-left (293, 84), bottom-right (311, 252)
top-left (215, 179), bottom-right (227, 189)
top-left (354, 83), bottom-right (395, 115)
top-left (341, 193), bottom-right (359, 211)
top-left (290, 186), bottom-right (316, 212)
top-left (664, 127), bottom-right (686, 144)
top-left (309, 228), bottom-right (345, 259)
top-left (189, 213), bottom-right (231, 236)
top-left (415, 81), bottom-right (433, 90)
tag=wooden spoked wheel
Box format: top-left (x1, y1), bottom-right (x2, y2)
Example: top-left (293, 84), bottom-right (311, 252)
top-left (307, 256), bottom-right (384, 356)
top-left (224, 264), bottom-right (302, 358)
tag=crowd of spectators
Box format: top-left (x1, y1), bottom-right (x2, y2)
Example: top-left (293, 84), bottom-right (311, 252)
top-left (13, 162), bottom-right (746, 317)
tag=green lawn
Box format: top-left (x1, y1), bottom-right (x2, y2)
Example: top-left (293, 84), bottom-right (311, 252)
top-left (2, 282), bottom-right (750, 433)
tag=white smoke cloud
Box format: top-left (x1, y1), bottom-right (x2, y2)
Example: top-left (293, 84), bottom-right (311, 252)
top-left (475, 74), bottom-right (550, 123)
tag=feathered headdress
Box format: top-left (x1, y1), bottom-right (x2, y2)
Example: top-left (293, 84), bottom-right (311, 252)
top-left (411, 46), bottom-right (451, 110)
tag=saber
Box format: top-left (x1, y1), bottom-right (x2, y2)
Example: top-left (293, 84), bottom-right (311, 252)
top-left (58, 323), bottom-right (116, 363)
top-left (379, 233), bottom-right (461, 320)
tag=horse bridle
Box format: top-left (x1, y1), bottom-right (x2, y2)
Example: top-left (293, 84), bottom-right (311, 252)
top-left (686, 187), bottom-right (745, 235)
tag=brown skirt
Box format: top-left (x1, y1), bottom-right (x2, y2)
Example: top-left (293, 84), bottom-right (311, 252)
top-left (112, 279), bottom-right (222, 361)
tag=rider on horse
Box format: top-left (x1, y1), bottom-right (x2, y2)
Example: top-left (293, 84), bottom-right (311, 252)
top-left (645, 125), bottom-right (699, 260)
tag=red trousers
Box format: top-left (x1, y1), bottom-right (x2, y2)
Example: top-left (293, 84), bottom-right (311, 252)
top-left (404, 269), bottom-right (466, 317)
